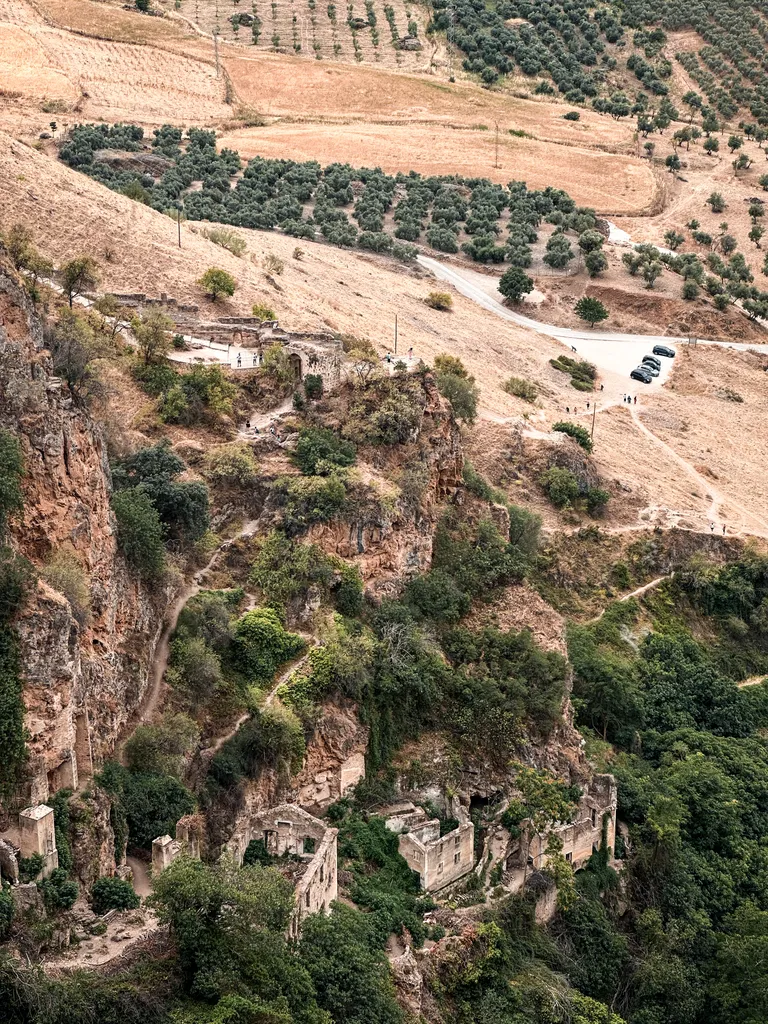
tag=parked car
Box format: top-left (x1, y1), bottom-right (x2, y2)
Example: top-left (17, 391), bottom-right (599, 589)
top-left (642, 355), bottom-right (662, 370)
top-left (630, 367), bottom-right (653, 383)
top-left (652, 345), bottom-right (676, 358)
top-left (640, 362), bottom-right (660, 377)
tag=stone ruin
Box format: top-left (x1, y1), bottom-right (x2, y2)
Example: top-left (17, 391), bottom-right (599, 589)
top-left (151, 804), bottom-right (337, 939)
top-left (111, 293), bottom-right (344, 389)
top-left (0, 804), bottom-right (59, 886)
top-left (384, 803), bottom-right (475, 893)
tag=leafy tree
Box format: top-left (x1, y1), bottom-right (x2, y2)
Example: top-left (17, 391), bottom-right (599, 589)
top-left (704, 136), bottom-right (720, 155)
top-left (132, 311), bottom-right (173, 365)
top-left (124, 713), bottom-right (199, 778)
top-left (578, 230), bottom-right (605, 254)
top-left (300, 904), bottom-right (404, 1024)
top-left (707, 192), bottom-right (726, 213)
top-left (728, 134), bottom-right (743, 153)
top-left (91, 877), bottom-right (140, 915)
top-left (574, 297), bottom-right (609, 327)
top-left (499, 267), bottom-right (533, 303)
top-left (664, 230), bottom-right (685, 251)
top-left (39, 869), bottom-right (79, 912)
top-left (49, 309), bottom-right (104, 403)
top-left (204, 442), bottom-right (259, 487)
top-left (198, 267), bottom-right (237, 300)
top-left (665, 153), bottom-right (681, 173)
top-left (60, 256), bottom-right (100, 308)
top-left (111, 488), bottom-right (166, 579)
top-left (585, 250), bottom-right (608, 277)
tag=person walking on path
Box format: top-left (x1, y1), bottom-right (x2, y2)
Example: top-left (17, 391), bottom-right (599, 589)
top-left (236, 352), bottom-right (242, 368)
top-left (407, 347), bottom-right (413, 361)
top-left (634, 396), bottom-right (637, 405)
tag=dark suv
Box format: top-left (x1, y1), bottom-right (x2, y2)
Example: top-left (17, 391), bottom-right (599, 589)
top-left (630, 366), bottom-right (653, 383)
top-left (652, 344), bottom-right (676, 358)
top-left (642, 355), bottom-right (662, 371)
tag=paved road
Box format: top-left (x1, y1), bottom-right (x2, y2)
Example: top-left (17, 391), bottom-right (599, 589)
top-left (418, 255), bottom-right (768, 358)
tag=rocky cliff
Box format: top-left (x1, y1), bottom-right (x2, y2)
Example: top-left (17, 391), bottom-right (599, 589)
top-left (0, 265), bottom-right (168, 810)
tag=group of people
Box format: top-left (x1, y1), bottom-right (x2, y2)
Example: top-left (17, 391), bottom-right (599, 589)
top-left (234, 351), bottom-right (262, 369)
top-left (384, 348), bottom-right (414, 366)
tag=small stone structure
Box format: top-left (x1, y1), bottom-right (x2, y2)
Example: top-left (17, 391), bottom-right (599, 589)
top-left (525, 773), bottom-right (617, 874)
top-left (224, 803), bottom-right (338, 938)
top-left (385, 804), bottom-right (475, 892)
top-left (18, 804), bottom-right (58, 878)
top-left (151, 816), bottom-right (204, 874)
top-left (111, 293), bottom-right (343, 389)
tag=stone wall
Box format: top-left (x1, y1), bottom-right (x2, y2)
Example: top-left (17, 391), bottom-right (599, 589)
top-left (289, 828), bottom-right (338, 940)
top-left (398, 820), bottom-right (475, 892)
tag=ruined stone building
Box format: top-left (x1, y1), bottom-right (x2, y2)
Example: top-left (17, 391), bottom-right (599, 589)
top-left (111, 293), bottom-right (344, 389)
top-left (384, 803), bottom-right (475, 892)
top-left (150, 804), bottom-right (338, 938)
top-left (510, 773), bottom-right (618, 880)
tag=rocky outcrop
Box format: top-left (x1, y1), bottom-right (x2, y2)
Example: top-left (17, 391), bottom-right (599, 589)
top-left (307, 379), bottom-right (463, 595)
top-left (0, 264), bottom-right (169, 810)
top-left (293, 699), bottom-right (368, 811)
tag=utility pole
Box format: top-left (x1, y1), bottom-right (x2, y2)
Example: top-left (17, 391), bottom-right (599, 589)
top-left (494, 121), bottom-right (500, 169)
top-left (394, 313), bottom-right (398, 355)
top-left (590, 401), bottom-right (597, 442)
top-left (177, 204), bottom-right (182, 248)
top-left (214, 29), bottom-right (220, 77)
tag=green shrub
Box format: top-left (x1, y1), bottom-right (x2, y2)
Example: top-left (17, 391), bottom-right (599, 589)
top-left (99, 762), bottom-right (195, 851)
top-left (208, 704), bottom-right (305, 788)
top-left (201, 226), bottom-right (246, 257)
top-left (552, 421), bottom-right (594, 453)
top-left (0, 547), bottom-right (34, 624)
top-left (243, 838), bottom-right (271, 865)
top-left (18, 853), bottom-right (44, 882)
top-left (435, 367), bottom-right (479, 423)
top-left (540, 467), bottom-right (580, 508)
top-left (333, 561), bottom-right (364, 617)
top-left (204, 443), bottom-right (259, 487)
top-left (503, 377), bottom-right (538, 403)
top-left (39, 869), bottom-right (79, 911)
top-left (124, 713), bottom-right (199, 779)
top-left (233, 608), bottom-right (305, 685)
top-left (0, 888), bottom-right (13, 939)
top-left (425, 291), bottom-right (453, 311)
top-left (405, 568), bottom-right (471, 623)
top-left (303, 374), bottom-right (323, 399)
top-left (279, 473), bottom-right (348, 533)
top-left (198, 267), bottom-right (237, 300)
top-left (293, 427), bottom-right (356, 475)
top-left (0, 626), bottom-right (27, 801)
top-left (462, 462), bottom-right (506, 504)
top-left (0, 429), bottom-right (24, 534)
top-left (252, 303), bottom-right (276, 320)
top-left (132, 362), bottom-right (177, 398)
top-left (112, 488), bottom-right (166, 579)
top-left (563, 110), bottom-right (581, 120)
top-left (586, 487), bottom-right (610, 516)
top-left (91, 877), bottom-right (141, 915)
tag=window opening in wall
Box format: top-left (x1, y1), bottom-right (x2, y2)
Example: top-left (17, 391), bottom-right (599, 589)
top-left (304, 836), bottom-right (316, 854)
top-left (454, 835), bottom-right (460, 846)
top-left (591, 808), bottom-right (597, 827)
top-left (320, 864), bottom-right (324, 882)
top-left (454, 852), bottom-right (461, 864)
top-left (306, 890), bottom-right (310, 907)
top-left (437, 861), bottom-right (444, 874)
top-left (566, 852), bottom-right (572, 863)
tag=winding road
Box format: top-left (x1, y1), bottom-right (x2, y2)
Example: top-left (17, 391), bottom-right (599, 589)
top-left (417, 254), bottom-right (768, 348)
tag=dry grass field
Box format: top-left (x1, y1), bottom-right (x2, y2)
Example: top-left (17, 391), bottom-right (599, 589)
top-left (219, 121), bottom-right (657, 214)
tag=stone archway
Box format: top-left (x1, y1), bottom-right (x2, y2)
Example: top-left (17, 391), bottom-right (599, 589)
top-left (288, 352), bottom-right (303, 381)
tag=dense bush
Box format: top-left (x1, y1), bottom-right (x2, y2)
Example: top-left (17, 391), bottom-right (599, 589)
top-left (91, 877), bottom-right (141, 915)
top-left (0, 430), bottom-right (24, 534)
top-left (293, 427), bottom-right (356, 475)
top-left (39, 869), bottom-right (78, 912)
top-left (552, 420), bottom-right (594, 453)
top-left (232, 607), bottom-right (305, 685)
top-left (111, 488), bottom-right (166, 579)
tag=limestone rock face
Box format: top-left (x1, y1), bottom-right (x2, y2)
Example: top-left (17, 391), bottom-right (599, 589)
top-left (0, 265), bottom-right (168, 809)
top-left (307, 378), bottom-right (463, 595)
top-left (293, 699), bottom-right (369, 811)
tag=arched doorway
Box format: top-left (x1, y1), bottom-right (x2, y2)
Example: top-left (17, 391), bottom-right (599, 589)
top-left (288, 352), bottom-right (303, 381)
